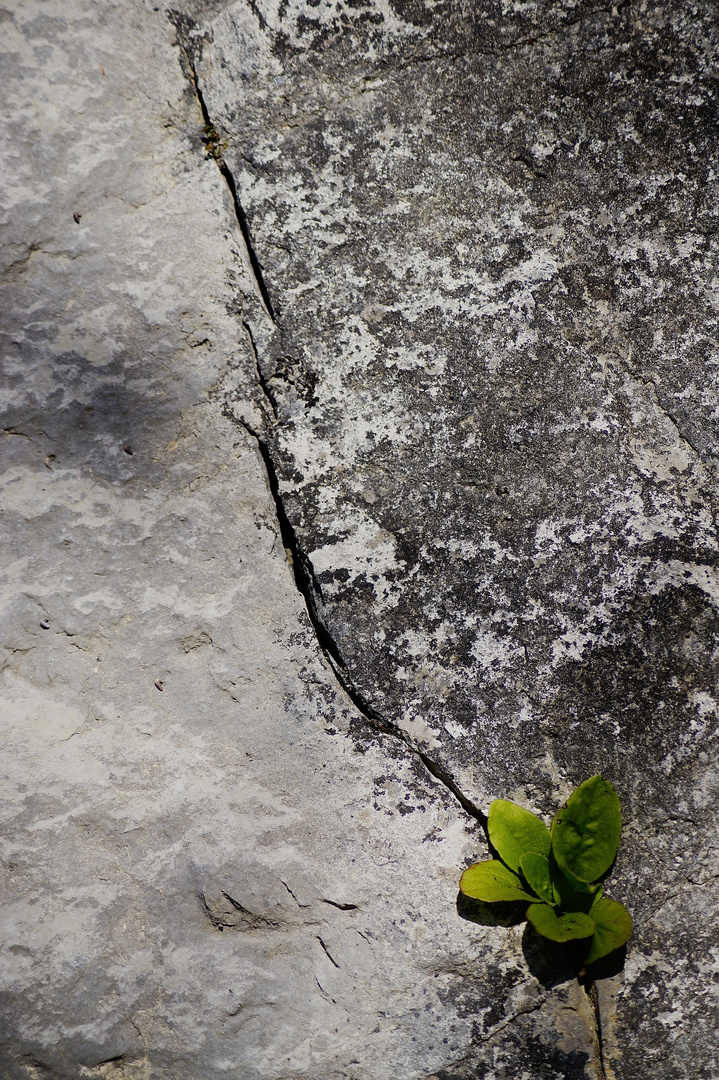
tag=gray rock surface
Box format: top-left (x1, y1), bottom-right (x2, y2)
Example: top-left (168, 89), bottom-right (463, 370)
top-left (1, 0), bottom-right (717, 1078)
top-left (186, 0), bottom-right (719, 1076)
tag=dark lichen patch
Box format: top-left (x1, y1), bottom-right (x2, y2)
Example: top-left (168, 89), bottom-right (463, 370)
top-left (548, 583), bottom-right (719, 795)
top-left (437, 963), bottom-right (526, 1034)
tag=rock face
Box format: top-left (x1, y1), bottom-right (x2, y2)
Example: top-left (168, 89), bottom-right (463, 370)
top-left (188, 0), bottom-right (719, 1075)
top-left (1, 1), bottom-right (717, 1079)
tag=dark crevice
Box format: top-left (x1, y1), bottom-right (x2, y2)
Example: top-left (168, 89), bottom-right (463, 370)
top-left (243, 321), bottom-right (278, 418)
top-left (317, 936), bottom-right (340, 968)
top-left (321, 898), bottom-right (359, 911)
top-left (233, 414), bottom-right (488, 831)
top-left (417, 751), bottom-right (487, 828)
top-left (174, 14), bottom-right (488, 834)
top-left (215, 149), bottom-right (276, 323)
top-left (281, 880), bottom-right (310, 908)
top-left (314, 974), bottom-right (335, 1002)
top-left (230, 415), bottom-right (347, 673)
top-left (222, 891), bottom-right (252, 916)
top-left (586, 981), bottom-right (608, 1080)
top-left (169, 12), bottom-right (275, 323)
top-left (421, 1053), bottom-right (473, 1080)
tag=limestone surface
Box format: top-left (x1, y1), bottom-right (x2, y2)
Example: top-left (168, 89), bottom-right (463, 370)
top-left (1, 1), bottom-right (718, 1079)
top-left (187, 0), bottom-right (719, 1076)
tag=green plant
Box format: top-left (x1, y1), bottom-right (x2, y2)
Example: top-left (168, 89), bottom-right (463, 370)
top-left (459, 776), bottom-right (632, 972)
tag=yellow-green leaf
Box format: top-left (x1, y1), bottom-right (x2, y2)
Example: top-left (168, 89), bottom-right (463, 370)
top-left (552, 861), bottom-right (603, 914)
top-left (551, 776), bottom-right (621, 883)
top-left (460, 860), bottom-right (536, 903)
top-left (585, 898), bottom-right (633, 966)
top-left (527, 903), bottom-right (596, 943)
top-left (519, 852), bottom-right (557, 905)
top-left (488, 799), bottom-right (551, 874)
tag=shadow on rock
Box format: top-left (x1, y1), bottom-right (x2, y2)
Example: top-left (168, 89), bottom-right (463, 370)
top-left (430, 1047), bottom-right (592, 1080)
top-left (456, 891), bottom-right (528, 928)
top-left (581, 944), bottom-right (628, 983)
top-left (522, 923), bottom-right (628, 988)
top-left (520, 923), bottom-right (578, 988)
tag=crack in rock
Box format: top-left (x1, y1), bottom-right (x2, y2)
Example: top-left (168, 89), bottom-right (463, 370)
top-left (162, 6), bottom-right (719, 1075)
top-left (169, 12), bottom-right (490, 832)
top-left (168, 10), bottom-right (275, 323)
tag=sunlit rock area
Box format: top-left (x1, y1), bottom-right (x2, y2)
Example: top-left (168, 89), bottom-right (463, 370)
top-left (1, 2), bottom-right (718, 1078)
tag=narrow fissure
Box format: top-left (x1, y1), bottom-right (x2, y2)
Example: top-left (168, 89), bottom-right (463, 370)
top-left (176, 23), bottom-right (488, 833)
top-left (317, 936), bottom-right (340, 968)
top-left (170, 15), bottom-right (276, 323)
top-left (586, 981), bottom-right (608, 1080)
top-left (232, 415), bottom-right (348, 676)
top-left (234, 413), bottom-right (488, 829)
top-left (243, 321), bottom-right (278, 418)
top-left (321, 899), bottom-right (358, 911)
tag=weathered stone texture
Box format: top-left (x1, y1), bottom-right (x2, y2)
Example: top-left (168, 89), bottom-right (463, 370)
top-left (0, 3), bottom-right (518, 1078)
top-left (189, 0), bottom-right (719, 1075)
top-left (2, 0), bottom-right (719, 1077)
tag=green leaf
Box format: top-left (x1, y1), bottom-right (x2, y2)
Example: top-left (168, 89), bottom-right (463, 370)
top-left (488, 799), bottom-right (551, 874)
top-left (584, 898), bottom-right (633, 966)
top-left (552, 861), bottom-right (603, 914)
top-left (520, 852), bottom-right (557, 905)
top-left (527, 903), bottom-right (596, 943)
top-left (459, 860), bottom-right (536, 903)
top-left (551, 776), bottom-right (621, 883)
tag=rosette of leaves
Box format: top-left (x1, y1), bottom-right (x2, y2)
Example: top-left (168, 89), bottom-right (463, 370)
top-left (459, 776), bottom-right (632, 970)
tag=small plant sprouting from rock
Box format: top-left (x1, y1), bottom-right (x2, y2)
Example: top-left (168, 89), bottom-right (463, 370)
top-left (459, 776), bottom-right (632, 973)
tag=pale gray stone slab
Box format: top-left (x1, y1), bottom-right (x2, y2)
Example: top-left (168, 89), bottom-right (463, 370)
top-left (0, 2), bottom-right (605, 1079)
top-left (3, 0), bottom-right (718, 1078)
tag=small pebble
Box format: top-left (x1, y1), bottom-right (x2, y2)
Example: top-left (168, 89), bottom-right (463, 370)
top-left (73, 212), bottom-right (81, 224)
top-left (40, 620), bottom-right (50, 630)
top-left (154, 679), bottom-right (164, 691)
top-left (123, 444), bottom-right (134, 455)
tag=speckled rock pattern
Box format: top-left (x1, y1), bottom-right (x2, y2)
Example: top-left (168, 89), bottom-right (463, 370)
top-left (187, 0), bottom-right (718, 1076)
top-left (1, 0), bottom-right (717, 1078)
top-left (0, 2), bottom-right (611, 1078)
